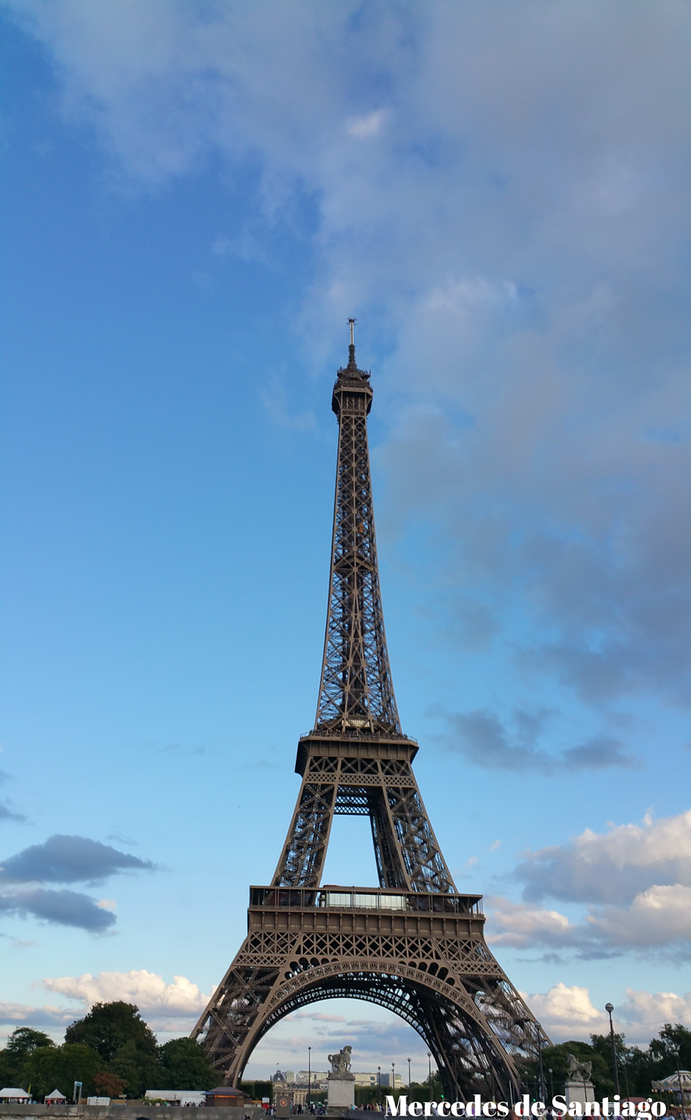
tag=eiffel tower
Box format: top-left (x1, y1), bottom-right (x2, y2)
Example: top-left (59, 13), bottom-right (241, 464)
top-left (192, 324), bottom-right (548, 1100)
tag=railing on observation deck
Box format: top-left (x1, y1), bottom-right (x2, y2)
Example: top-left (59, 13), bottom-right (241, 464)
top-left (249, 886), bottom-right (483, 915)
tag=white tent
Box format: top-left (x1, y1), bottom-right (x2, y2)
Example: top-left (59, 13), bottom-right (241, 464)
top-left (0, 1088), bottom-right (31, 1101)
top-left (652, 1071), bottom-right (691, 1101)
top-left (46, 1089), bottom-right (67, 1102)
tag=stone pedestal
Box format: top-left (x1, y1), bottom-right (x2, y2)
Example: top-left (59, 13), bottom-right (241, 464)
top-left (327, 1073), bottom-right (355, 1115)
top-left (565, 1079), bottom-right (596, 1106)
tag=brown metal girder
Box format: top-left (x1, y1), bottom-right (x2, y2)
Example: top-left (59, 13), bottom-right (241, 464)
top-left (225, 958), bottom-right (523, 1096)
top-left (296, 734), bottom-right (418, 775)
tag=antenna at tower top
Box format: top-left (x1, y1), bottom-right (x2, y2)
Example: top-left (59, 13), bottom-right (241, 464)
top-left (347, 317), bottom-right (357, 367)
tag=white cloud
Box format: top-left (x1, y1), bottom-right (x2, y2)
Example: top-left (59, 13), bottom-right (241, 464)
top-left (522, 983), bottom-right (691, 1045)
top-left (43, 970), bottom-right (210, 1024)
top-left (347, 110), bottom-right (388, 138)
top-left (521, 984), bottom-right (606, 1042)
top-left (0, 973), bottom-right (211, 1041)
top-left (292, 1012), bottom-right (346, 1023)
top-left (487, 896), bottom-right (575, 949)
top-left (589, 884), bottom-right (691, 950)
top-left (5, 2), bottom-right (691, 762)
top-left (0, 1002), bottom-right (75, 1029)
top-left (621, 989), bottom-right (691, 1031)
top-left (6, 1), bottom-right (691, 691)
top-left (515, 809), bottom-right (691, 904)
top-left (487, 880), bottom-right (691, 959)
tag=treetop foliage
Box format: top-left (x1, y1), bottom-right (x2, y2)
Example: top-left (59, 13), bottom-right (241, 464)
top-left (4, 1028), bottom-right (54, 1059)
top-left (64, 1001), bottom-right (158, 1061)
top-left (520, 1025), bottom-right (691, 1101)
top-left (0, 1002), bottom-right (214, 1101)
top-left (1, 1005), bottom-right (689, 1103)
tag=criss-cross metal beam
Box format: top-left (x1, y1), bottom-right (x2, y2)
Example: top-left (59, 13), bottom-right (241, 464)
top-left (315, 340), bottom-right (401, 735)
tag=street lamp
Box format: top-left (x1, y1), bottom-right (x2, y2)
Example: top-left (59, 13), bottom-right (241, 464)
top-left (392, 1062), bottom-right (396, 1096)
top-left (308, 1046), bottom-right (312, 1112)
top-left (427, 1053), bottom-right (432, 1103)
top-left (378, 1066), bottom-right (381, 1109)
top-left (408, 1059), bottom-right (412, 1092)
top-left (605, 1004), bottom-right (620, 1096)
top-left (672, 1046), bottom-right (686, 1120)
top-left (548, 1068), bottom-right (554, 1100)
top-left (537, 1026), bottom-right (546, 1101)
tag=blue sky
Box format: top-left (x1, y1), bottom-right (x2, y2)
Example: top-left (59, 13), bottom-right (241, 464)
top-left (1, 0), bottom-right (691, 1082)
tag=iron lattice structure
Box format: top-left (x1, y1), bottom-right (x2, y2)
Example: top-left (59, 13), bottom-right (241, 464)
top-left (315, 344), bottom-right (400, 737)
top-left (192, 332), bottom-right (548, 1101)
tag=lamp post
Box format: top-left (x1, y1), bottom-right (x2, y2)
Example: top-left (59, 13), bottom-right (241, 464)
top-left (392, 1062), bottom-right (396, 1097)
top-left (548, 1068), bottom-right (554, 1101)
top-left (408, 1059), bottom-right (412, 1092)
top-left (308, 1046), bottom-right (312, 1112)
top-left (378, 1067), bottom-right (381, 1110)
top-left (673, 1046), bottom-right (685, 1120)
top-left (427, 1053), bottom-right (432, 1103)
top-left (537, 1026), bottom-right (546, 1102)
top-left (605, 1004), bottom-right (620, 1096)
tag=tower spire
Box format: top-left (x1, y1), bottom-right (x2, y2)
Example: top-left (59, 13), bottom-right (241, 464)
top-left (314, 326), bottom-right (401, 735)
top-left (348, 316), bottom-right (356, 367)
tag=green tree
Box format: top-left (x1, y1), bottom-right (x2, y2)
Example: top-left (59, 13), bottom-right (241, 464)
top-left (355, 1084), bottom-right (378, 1107)
top-left (65, 1002), bottom-right (157, 1063)
top-left (63, 1001), bottom-right (165, 1100)
top-left (24, 1042), bottom-right (101, 1100)
top-left (407, 1077), bottom-right (442, 1105)
top-left (0, 1027), bottom-right (55, 1090)
top-left (94, 1071), bottom-right (128, 1098)
top-left (107, 1038), bottom-right (161, 1099)
top-left (638, 1023), bottom-right (691, 1098)
top-left (625, 1046), bottom-right (656, 1098)
top-left (590, 1032), bottom-right (633, 1095)
top-left (590, 1032), bottom-right (628, 1068)
top-left (158, 1037), bottom-right (215, 1091)
top-left (521, 1040), bottom-right (615, 1100)
top-left (240, 1080), bottom-right (273, 1101)
top-left (650, 1024), bottom-right (691, 1070)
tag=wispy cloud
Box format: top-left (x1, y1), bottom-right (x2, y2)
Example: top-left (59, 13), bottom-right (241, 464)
top-left (346, 109), bottom-right (389, 139)
top-left (0, 770), bottom-right (26, 823)
top-left (441, 708), bottom-right (639, 773)
top-left (5, 0), bottom-right (691, 749)
top-left (0, 1002), bottom-right (76, 1029)
top-left (0, 803), bottom-right (27, 823)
